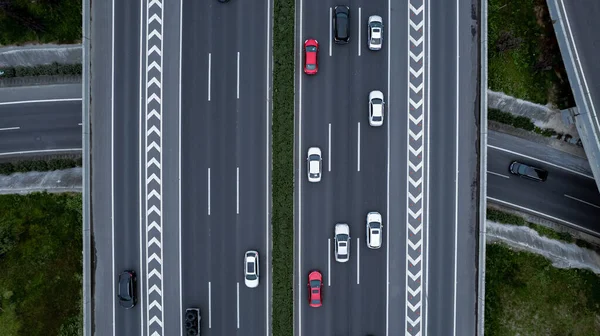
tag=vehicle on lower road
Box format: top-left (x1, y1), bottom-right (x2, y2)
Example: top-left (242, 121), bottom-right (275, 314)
top-left (509, 161), bottom-right (548, 182)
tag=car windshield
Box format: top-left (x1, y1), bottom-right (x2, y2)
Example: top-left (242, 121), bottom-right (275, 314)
top-left (517, 164), bottom-right (529, 175)
top-left (310, 279), bottom-right (320, 288)
top-left (306, 46), bottom-right (317, 52)
top-left (337, 234), bottom-right (348, 241)
top-left (369, 222), bottom-right (381, 229)
top-left (372, 98), bottom-right (383, 104)
top-left (306, 64), bottom-right (316, 70)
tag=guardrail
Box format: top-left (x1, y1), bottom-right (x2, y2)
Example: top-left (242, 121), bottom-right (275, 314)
top-left (476, 0), bottom-right (488, 334)
top-left (82, 0), bottom-right (92, 334)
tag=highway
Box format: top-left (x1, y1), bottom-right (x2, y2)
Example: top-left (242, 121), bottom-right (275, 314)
top-left (0, 99), bottom-right (81, 155)
top-left (487, 131), bottom-right (600, 233)
top-left (295, 0), bottom-right (393, 335)
top-left (179, 0), bottom-right (271, 336)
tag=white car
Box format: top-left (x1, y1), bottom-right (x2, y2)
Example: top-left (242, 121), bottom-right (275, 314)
top-left (368, 15), bottom-right (383, 50)
top-left (306, 147), bottom-right (322, 182)
top-left (366, 212), bottom-right (383, 249)
top-left (369, 90), bottom-right (385, 127)
top-left (244, 250), bottom-right (259, 288)
top-left (334, 223), bottom-right (350, 263)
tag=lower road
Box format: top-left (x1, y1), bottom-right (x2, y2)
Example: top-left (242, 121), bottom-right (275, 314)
top-left (487, 131), bottom-right (600, 233)
top-left (0, 99), bottom-right (81, 155)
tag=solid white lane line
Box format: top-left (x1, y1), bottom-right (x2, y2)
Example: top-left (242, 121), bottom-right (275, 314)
top-left (237, 51), bottom-right (240, 99)
top-left (298, 1), bottom-right (304, 333)
top-left (111, 0), bottom-right (116, 333)
top-left (236, 282), bottom-right (240, 329)
top-left (208, 282), bottom-right (212, 328)
top-left (265, 0), bottom-right (272, 331)
top-left (237, 167), bottom-right (240, 214)
top-left (0, 127), bottom-right (20, 131)
top-left (357, 122), bottom-right (361, 172)
top-left (487, 171), bottom-right (509, 179)
top-left (0, 148), bottom-right (81, 156)
top-left (453, 0), bottom-right (460, 333)
top-left (137, 0), bottom-right (145, 330)
top-left (208, 168), bottom-right (211, 215)
top-left (178, 0), bottom-right (184, 329)
top-left (358, 7), bottom-right (362, 56)
top-left (0, 98), bottom-right (82, 106)
top-left (208, 53), bottom-right (212, 101)
top-left (356, 238), bottom-right (360, 284)
top-left (487, 197), bottom-right (599, 235)
top-left (327, 238), bottom-right (331, 286)
top-left (329, 7), bottom-right (333, 57)
top-left (564, 194), bottom-right (600, 209)
top-left (328, 123), bottom-right (332, 172)
top-left (488, 144), bottom-right (595, 179)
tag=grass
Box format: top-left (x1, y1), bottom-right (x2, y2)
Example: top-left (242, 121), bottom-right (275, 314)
top-left (488, 108), bottom-right (559, 137)
top-left (488, 0), bottom-right (574, 109)
top-left (485, 243), bottom-right (600, 335)
top-left (487, 207), bottom-right (594, 249)
top-left (0, 157), bottom-right (82, 175)
top-left (0, 0), bottom-right (82, 46)
top-left (271, 0), bottom-right (295, 334)
top-left (0, 192), bottom-right (83, 336)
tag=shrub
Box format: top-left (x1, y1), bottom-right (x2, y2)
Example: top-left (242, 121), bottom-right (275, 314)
top-left (0, 158), bottom-right (81, 175)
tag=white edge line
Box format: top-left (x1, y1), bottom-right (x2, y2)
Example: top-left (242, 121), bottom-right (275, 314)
top-left (357, 122), bottom-right (361, 172)
top-left (265, 0), bottom-right (272, 331)
top-left (358, 7), bottom-right (362, 56)
top-left (486, 171), bottom-right (509, 179)
top-left (0, 127), bottom-right (20, 131)
top-left (0, 148), bottom-right (82, 157)
top-left (138, 0), bottom-right (145, 331)
top-left (328, 123), bottom-right (332, 172)
top-left (298, 0), bottom-right (304, 333)
top-left (0, 98), bottom-right (82, 106)
top-left (564, 194), bottom-right (600, 209)
top-left (327, 238), bottom-right (331, 286)
top-left (452, 0), bottom-right (459, 333)
top-left (424, 0), bottom-right (432, 333)
top-left (111, 0), bottom-right (116, 333)
top-left (208, 282), bottom-right (212, 328)
top-left (208, 53), bottom-right (212, 101)
top-left (386, 0), bottom-right (391, 332)
top-left (487, 197), bottom-right (598, 235)
top-left (404, 0), bottom-right (411, 329)
top-left (487, 144), bottom-right (595, 179)
top-left (178, 0), bottom-right (184, 331)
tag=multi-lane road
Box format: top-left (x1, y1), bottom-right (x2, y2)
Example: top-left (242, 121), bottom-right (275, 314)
top-left (90, 0), bottom-right (271, 335)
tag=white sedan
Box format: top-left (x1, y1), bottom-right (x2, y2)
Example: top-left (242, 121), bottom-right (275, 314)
top-left (368, 15), bottom-right (383, 50)
top-left (366, 212), bottom-right (383, 249)
top-left (369, 90), bottom-right (385, 127)
top-left (306, 147), bottom-right (322, 182)
top-left (244, 250), bottom-right (259, 288)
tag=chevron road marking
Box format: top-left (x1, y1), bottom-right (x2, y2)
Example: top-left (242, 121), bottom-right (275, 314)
top-left (145, 0), bottom-right (164, 335)
top-left (406, 0), bottom-right (426, 335)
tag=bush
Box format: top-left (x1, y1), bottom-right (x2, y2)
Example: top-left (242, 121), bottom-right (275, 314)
top-left (0, 63), bottom-right (82, 79)
top-left (488, 108), bottom-right (556, 136)
top-left (0, 158), bottom-right (81, 175)
top-left (271, 0), bottom-right (295, 334)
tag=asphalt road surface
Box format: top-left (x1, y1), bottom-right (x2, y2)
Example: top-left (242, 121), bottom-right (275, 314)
top-left (487, 131), bottom-right (600, 234)
top-left (295, 0), bottom-right (392, 335)
top-left (0, 99), bottom-right (81, 154)
top-left (179, 0), bottom-right (271, 336)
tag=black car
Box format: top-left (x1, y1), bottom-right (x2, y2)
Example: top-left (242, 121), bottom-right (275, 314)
top-left (333, 5), bottom-right (350, 44)
top-left (118, 270), bottom-right (137, 309)
top-left (509, 161), bottom-right (548, 182)
top-left (218, 0), bottom-right (230, 3)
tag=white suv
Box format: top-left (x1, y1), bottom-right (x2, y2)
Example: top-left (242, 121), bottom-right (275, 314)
top-left (369, 90), bottom-right (385, 127)
top-left (368, 15), bottom-right (384, 50)
top-left (306, 147), bottom-right (322, 182)
top-left (366, 212), bottom-right (383, 249)
top-left (334, 223), bottom-right (350, 262)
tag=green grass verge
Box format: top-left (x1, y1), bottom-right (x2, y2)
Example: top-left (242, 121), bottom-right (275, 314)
top-left (0, 157), bottom-right (82, 175)
top-left (0, 63), bottom-right (82, 78)
top-left (488, 108), bottom-right (558, 137)
top-left (488, 0), bottom-right (574, 109)
top-left (0, 0), bottom-right (82, 45)
top-left (485, 243), bottom-right (600, 335)
top-left (271, 0), bottom-right (295, 334)
top-left (487, 208), bottom-right (593, 249)
top-left (0, 192), bottom-right (82, 336)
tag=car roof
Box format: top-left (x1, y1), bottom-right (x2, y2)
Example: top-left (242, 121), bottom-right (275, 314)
top-left (309, 161), bottom-right (320, 173)
top-left (370, 229), bottom-right (381, 246)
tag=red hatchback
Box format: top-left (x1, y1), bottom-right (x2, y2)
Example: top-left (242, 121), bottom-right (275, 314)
top-left (304, 39), bottom-right (319, 75)
top-left (308, 270), bottom-right (323, 307)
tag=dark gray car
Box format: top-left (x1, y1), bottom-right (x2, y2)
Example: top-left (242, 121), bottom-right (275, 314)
top-left (118, 270), bottom-right (137, 309)
top-left (333, 6), bottom-right (350, 44)
top-left (509, 161), bottom-right (548, 182)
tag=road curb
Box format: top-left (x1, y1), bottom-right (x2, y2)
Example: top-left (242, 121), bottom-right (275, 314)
top-left (82, 0), bottom-right (92, 334)
top-left (476, 0), bottom-right (488, 333)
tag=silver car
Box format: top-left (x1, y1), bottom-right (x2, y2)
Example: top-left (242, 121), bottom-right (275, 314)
top-left (368, 15), bottom-right (383, 50)
top-left (244, 250), bottom-right (259, 288)
top-left (366, 212), bottom-right (383, 249)
top-left (369, 90), bottom-right (385, 127)
top-left (334, 223), bottom-right (350, 263)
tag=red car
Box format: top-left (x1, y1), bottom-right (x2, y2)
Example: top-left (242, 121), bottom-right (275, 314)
top-left (304, 39), bottom-right (319, 75)
top-left (308, 270), bottom-right (323, 307)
